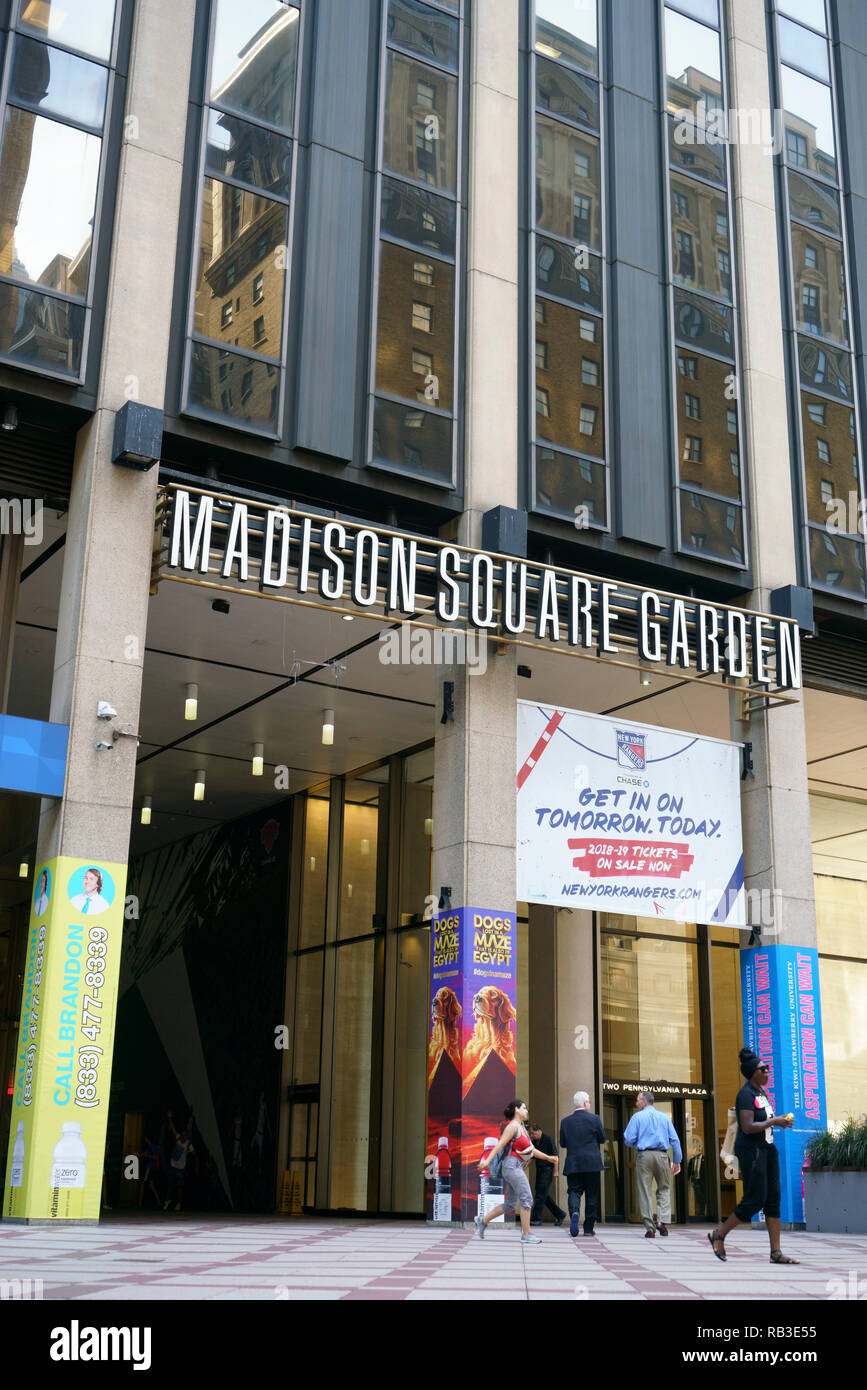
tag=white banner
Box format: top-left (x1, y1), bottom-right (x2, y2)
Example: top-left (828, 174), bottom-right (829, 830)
top-left (516, 702), bottom-right (745, 926)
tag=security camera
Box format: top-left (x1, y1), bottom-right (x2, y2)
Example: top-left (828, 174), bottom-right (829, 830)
top-left (94, 741), bottom-right (114, 751)
top-left (97, 701), bottom-right (117, 721)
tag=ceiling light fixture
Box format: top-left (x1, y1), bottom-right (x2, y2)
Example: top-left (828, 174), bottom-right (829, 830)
top-left (2, 405), bottom-right (19, 432)
top-left (321, 709), bottom-right (334, 746)
top-left (252, 743), bottom-right (264, 776)
top-left (141, 796), bottom-right (152, 826)
top-left (185, 683), bottom-right (198, 720)
top-left (424, 818), bottom-right (433, 837)
top-left (193, 769), bottom-right (206, 801)
top-left (18, 861), bottom-right (29, 878)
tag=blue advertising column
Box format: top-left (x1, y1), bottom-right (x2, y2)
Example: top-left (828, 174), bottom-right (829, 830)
top-left (740, 946), bottom-right (827, 1222)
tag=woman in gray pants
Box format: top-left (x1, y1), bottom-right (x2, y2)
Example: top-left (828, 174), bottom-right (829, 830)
top-left (476, 1100), bottom-right (559, 1243)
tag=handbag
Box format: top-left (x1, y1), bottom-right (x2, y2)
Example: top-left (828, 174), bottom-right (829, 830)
top-left (720, 1107), bottom-right (740, 1177)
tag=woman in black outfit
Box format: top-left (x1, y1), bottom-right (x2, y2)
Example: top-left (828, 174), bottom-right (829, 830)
top-left (708, 1047), bottom-right (799, 1264)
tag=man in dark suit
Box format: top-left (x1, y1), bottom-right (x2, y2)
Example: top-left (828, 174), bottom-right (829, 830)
top-left (559, 1090), bottom-right (606, 1237)
top-left (528, 1125), bottom-right (567, 1226)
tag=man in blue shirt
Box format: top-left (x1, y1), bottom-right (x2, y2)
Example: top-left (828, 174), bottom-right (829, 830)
top-left (623, 1091), bottom-right (682, 1237)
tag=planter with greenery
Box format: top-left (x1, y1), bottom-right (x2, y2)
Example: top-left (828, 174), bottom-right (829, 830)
top-left (803, 1117), bottom-right (867, 1233)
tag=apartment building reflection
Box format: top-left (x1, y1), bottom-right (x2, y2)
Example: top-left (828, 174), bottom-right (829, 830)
top-left (190, 7), bottom-right (296, 428)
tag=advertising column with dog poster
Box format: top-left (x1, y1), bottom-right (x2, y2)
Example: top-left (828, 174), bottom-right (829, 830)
top-left (427, 907), bottom-right (517, 1223)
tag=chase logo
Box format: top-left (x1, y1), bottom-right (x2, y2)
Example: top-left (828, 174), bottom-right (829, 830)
top-left (616, 729), bottom-right (646, 771)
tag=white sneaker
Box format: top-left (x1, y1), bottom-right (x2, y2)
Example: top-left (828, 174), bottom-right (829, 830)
top-left (474, 1214), bottom-right (485, 1240)
top-left (520, 1234), bottom-right (543, 1243)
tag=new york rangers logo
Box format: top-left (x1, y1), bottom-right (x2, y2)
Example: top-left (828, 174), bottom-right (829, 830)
top-left (617, 729), bottom-right (646, 770)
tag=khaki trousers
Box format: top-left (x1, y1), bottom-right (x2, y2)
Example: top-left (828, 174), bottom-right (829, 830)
top-left (636, 1150), bottom-right (671, 1230)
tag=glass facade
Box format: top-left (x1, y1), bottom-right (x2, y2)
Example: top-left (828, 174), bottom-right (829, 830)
top-left (530, 0), bottom-right (606, 527)
top-left (812, 790), bottom-right (867, 1127)
top-left (773, 1), bottom-right (867, 597)
top-left (601, 918), bottom-right (701, 1081)
top-left (289, 749), bottom-right (433, 1213)
top-left (662, 0), bottom-right (747, 565)
top-left (0, 0), bottom-right (119, 378)
top-left (369, 0), bottom-right (464, 484)
top-left (183, 0), bottom-right (301, 434)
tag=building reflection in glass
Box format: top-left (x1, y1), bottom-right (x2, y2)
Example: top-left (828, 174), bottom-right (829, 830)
top-left (185, 2), bottom-right (298, 431)
top-left (0, 12), bottom-right (115, 375)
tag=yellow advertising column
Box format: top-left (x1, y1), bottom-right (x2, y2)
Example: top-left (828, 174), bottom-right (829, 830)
top-left (4, 858), bottom-right (125, 1223)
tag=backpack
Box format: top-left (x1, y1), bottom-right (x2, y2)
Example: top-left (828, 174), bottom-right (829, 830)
top-left (489, 1140), bottom-right (512, 1181)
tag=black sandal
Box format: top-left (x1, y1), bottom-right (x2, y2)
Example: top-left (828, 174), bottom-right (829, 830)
top-left (769, 1249), bottom-right (800, 1264)
top-left (707, 1228), bottom-right (727, 1261)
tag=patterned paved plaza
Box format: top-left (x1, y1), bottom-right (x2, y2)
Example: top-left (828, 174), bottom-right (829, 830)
top-left (1, 1216), bottom-right (865, 1300)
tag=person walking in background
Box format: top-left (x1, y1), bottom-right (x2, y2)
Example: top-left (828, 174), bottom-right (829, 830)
top-left (528, 1124), bottom-right (566, 1227)
top-left (476, 1100), bottom-right (559, 1244)
top-left (623, 1091), bottom-right (682, 1237)
top-left (559, 1090), bottom-right (606, 1237)
top-left (708, 1048), bottom-right (798, 1265)
top-left (163, 1128), bottom-right (195, 1212)
top-left (138, 1136), bottom-right (161, 1209)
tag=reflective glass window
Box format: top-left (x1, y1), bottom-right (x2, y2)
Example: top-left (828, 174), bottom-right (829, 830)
top-left (535, 0), bottom-right (598, 75)
top-left (339, 776), bottom-right (384, 939)
top-left (193, 177), bottom-right (288, 357)
top-left (817, 957), bottom-right (867, 1127)
top-left (808, 527), bottom-right (867, 596)
top-left (535, 115), bottom-right (600, 250)
top-left (399, 748), bottom-right (433, 923)
top-left (801, 395), bottom-right (858, 527)
top-left (0, 279), bottom-right (85, 372)
top-left (777, 0), bottom-right (827, 33)
top-left (535, 238), bottom-right (602, 312)
top-left (670, 173), bottom-right (730, 299)
top-left (664, 8), bottom-right (722, 120)
top-left (376, 239), bottom-right (454, 409)
top-left (781, 65), bottom-right (836, 180)
top-left (372, 397), bottom-right (451, 480)
top-left (205, 109), bottom-right (292, 197)
top-left (791, 223), bottom-right (847, 344)
top-left (673, 287), bottom-right (734, 358)
top-left (188, 341), bottom-right (279, 431)
top-left (380, 176), bottom-right (456, 257)
top-left (787, 167), bottom-right (839, 233)
top-left (680, 490), bottom-right (745, 563)
top-left (798, 335), bottom-right (852, 401)
top-left (210, 0), bottom-right (299, 131)
top-left (0, 108), bottom-right (100, 295)
top-left (677, 354), bottom-right (740, 498)
top-left (601, 932), bottom-right (702, 1082)
top-left (18, 0), bottom-right (116, 61)
top-left (670, 0), bottom-right (719, 22)
top-left (10, 36), bottom-right (108, 129)
top-left (300, 792), bottom-right (329, 949)
top-left (536, 56), bottom-right (598, 130)
top-left (387, 0), bottom-right (459, 70)
top-left (778, 14), bottom-right (829, 81)
top-left (535, 446), bottom-right (605, 523)
top-left (383, 51), bottom-right (457, 192)
top-left (329, 939), bottom-right (375, 1208)
top-left (667, 115), bottom-right (726, 185)
top-left (534, 298), bottom-right (603, 458)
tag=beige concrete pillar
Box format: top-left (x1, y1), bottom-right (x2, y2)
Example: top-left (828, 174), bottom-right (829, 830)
top-left (459, 0), bottom-right (520, 547)
top-left (727, 0), bottom-right (817, 949)
top-left (41, 0), bottom-right (196, 863)
top-left (2, 1), bottom-right (196, 1224)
